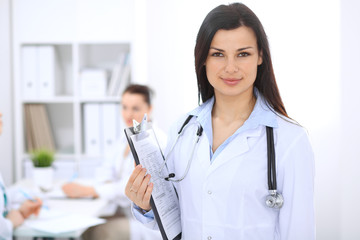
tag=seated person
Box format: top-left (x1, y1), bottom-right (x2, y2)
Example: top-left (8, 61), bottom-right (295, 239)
top-left (0, 112), bottom-right (43, 240)
top-left (62, 84), bottom-right (164, 240)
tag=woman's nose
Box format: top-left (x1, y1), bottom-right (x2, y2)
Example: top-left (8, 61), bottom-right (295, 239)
top-left (224, 58), bottom-right (239, 73)
top-left (123, 110), bottom-right (132, 119)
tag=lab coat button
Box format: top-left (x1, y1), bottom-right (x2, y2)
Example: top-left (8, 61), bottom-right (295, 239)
top-left (207, 236), bottom-right (212, 240)
top-left (207, 190), bottom-right (212, 195)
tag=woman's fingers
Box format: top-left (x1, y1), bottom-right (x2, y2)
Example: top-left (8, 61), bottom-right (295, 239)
top-left (142, 182), bottom-right (153, 209)
top-left (126, 165), bottom-right (143, 192)
top-left (125, 165), bottom-right (153, 211)
top-left (137, 173), bottom-right (151, 196)
top-left (125, 165), bottom-right (144, 198)
top-left (131, 168), bottom-right (147, 193)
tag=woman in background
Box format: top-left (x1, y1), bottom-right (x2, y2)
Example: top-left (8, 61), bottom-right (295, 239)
top-left (0, 112), bottom-right (43, 240)
top-left (62, 84), bottom-right (164, 240)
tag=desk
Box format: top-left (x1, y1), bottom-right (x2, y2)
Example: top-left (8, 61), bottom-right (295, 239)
top-left (12, 179), bottom-right (111, 239)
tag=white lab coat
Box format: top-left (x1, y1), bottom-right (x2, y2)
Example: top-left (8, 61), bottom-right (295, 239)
top-left (94, 124), bottom-right (167, 240)
top-left (135, 103), bottom-right (315, 239)
top-left (0, 174), bottom-right (13, 240)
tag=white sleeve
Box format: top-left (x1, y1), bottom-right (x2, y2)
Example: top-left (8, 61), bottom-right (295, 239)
top-left (94, 173), bottom-right (131, 208)
top-left (0, 216), bottom-right (13, 240)
top-left (95, 151), bottom-right (117, 184)
top-left (131, 203), bottom-right (159, 230)
top-left (278, 130), bottom-right (315, 240)
top-left (94, 150), bottom-right (135, 207)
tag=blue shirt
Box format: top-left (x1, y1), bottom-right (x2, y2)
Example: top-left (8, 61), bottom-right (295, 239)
top-left (188, 88), bottom-right (278, 162)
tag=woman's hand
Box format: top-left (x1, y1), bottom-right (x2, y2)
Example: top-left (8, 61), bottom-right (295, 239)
top-left (62, 183), bottom-right (98, 198)
top-left (18, 198), bottom-right (42, 218)
top-left (125, 165), bottom-right (153, 211)
top-left (6, 210), bottom-right (25, 228)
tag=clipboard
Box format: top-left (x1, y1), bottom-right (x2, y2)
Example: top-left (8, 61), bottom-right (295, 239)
top-left (124, 123), bottom-right (182, 240)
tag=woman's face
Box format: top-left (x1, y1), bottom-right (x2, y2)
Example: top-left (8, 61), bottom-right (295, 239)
top-left (121, 93), bottom-right (152, 127)
top-left (205, 26), bottom-right (262, 99)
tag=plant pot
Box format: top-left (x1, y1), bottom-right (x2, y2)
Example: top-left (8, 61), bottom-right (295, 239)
top-left (33, 166), bottom-right (54, 191)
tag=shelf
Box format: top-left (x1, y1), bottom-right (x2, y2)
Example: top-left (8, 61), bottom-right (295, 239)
top-left (13, 0), bottom-right (139, 181)
top-left (78, 43), bottom-right (130, 71)
top-left (23, 153), bottom-right (79, 161)
top-left (17, 42), bottom-right (128, 179)
top-left (79, 96), bottom-right (121, 103)
top-left (22, 96), bottom-right (75, 104)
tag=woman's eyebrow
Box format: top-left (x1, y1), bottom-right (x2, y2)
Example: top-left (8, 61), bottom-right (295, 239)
top-left (237, 46), bottom-right (253, 51)
top-left (209, 46), bottom-right (254, 52)
top-left (209, 47), bottom-right (224, 52)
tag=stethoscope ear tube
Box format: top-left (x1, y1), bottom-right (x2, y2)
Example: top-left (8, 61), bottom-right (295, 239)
top-left (266, 126), bottom-right (283, 209)
top-left (160, 115), bottom-right (202, 182)
top-left (266, 127), bottom-right (276, 190)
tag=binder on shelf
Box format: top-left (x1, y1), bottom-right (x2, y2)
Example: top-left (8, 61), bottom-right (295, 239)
top-left (22, 46), bottom-right (38, 99)
top-left (38, 46), bottom-right (56, 98)
top-left (24, 104), bottom-right (55, 152)
top-left (80, 69), bottom-right (107, 97)
top-left (25, 105), bottom-right (34, 151)
top-left (38, 104), bottom-right (55, 150)
top-left (108, 52), bottom-right (127, 96)
top-left (116, 63), bottom-right (131, 96)
top-left (22, 45), bottom-right (60, 99)
top-left (108, 53), bottom-right (131, 96)
top-left (83, 104), bottom-right (102, 156)
top-left (101, 104), bottom-right (119, 156)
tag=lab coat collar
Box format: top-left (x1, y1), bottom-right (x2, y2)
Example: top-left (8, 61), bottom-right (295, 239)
top-left (188, 87), bottom-right (279, 130)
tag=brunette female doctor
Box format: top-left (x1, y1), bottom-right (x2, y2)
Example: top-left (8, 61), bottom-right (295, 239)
top-left (125, 3), bottom-right (315, 240)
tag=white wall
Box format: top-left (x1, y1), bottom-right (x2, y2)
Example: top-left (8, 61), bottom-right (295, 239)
top-left (1, 0), bottom-right (360, 238)
top-left (340, 0), bottom-right (360, 239)
top-left (0, 0), bottom-right (14, 186)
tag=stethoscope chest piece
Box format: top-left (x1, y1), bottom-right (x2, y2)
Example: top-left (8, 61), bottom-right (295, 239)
top-left (265, 190), bottom-right (284, 209)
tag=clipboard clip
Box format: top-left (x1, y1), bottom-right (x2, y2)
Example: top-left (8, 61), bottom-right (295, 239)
top-left (133, 113), bottom-right (148, 134)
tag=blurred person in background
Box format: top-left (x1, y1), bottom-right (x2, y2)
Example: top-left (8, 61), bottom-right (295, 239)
top-left (0, 112), bottom-right (43, 240)
top-left (62, 84), bottom-right (164, 240)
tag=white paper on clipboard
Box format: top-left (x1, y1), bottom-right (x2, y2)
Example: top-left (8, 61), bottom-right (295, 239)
top-left (125, 123), bottom-right (182, 240)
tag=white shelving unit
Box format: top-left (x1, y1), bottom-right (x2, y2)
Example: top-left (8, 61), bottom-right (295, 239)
top-left (12, 0), bottom-right (144, 180)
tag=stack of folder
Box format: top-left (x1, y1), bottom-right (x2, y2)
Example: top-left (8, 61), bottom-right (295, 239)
top-left (24, 104), bottom-right (55, 152)
top-left (107, 52), bottom-right (131, 96)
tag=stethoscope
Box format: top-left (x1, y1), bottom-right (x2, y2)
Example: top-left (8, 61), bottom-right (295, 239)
top-left (158, 115), bottom-right (284, 209)
top-left (158, 115), bottom-right (203, 182)
top-left (0, 182), bottom-right (9, 217)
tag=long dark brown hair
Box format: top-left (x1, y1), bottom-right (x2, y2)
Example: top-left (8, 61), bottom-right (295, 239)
top-left (194, 3), bottom-right (288, 118)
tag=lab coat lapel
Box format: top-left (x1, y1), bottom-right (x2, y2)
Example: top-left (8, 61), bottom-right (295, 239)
top-left (196, 131), bottom-right (211, 169)
top-left (208, 126), bottom-right (262, 174)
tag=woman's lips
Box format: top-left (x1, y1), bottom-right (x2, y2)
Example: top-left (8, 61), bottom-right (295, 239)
top-left (222, 78), bottom-right (242, 85)
top-left (126, 120), bottom-right (133, 126)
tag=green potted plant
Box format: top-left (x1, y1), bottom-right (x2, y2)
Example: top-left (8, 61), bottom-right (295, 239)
top-left (31, 148), bottom-right (55, 191)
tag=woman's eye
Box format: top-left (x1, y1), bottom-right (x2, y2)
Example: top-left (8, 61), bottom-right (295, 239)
top-left (239, 52), bottom-right (250, 57)
top-left (211, 52), bottom-right (223, 57)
